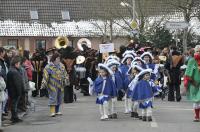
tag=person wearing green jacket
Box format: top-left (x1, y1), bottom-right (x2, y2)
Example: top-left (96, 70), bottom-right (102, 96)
top-left (184, 45), bottom-right (200, 122)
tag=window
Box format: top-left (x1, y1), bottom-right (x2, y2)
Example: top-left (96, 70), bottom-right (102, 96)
top-left (61, 11), bottom-right (70, 21)
top-left (30, 10), bottom-right (39, 20)
top-left (36, 40), bottom-right (46, 49)
top-left (7, 39), bottom-right (18, 48)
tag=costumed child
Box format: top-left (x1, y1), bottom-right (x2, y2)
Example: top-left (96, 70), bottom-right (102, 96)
top-left (120, 54), bottom-right (134, 112)
top-left (88, 63), bottom-right (116, 121)
top-left (132, 57), bottom-right (145, 67)
top-left (141, 52), bottom-right (159, 81)
top-left (184, 45), bottom-right (200, 122)
top-left (124, 63), bottom-right (143, 114)
top-left (119, 53), bottom-right (134, 99)
top-left (106, 59), bottom-right (123, 119)
top-left (132, 69), bottom-right (161, 122)
top-left (125, 64), bottom-right (143, 117)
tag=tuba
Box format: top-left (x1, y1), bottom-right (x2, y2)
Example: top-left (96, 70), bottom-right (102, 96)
top-left (55, 36), bottom-right (69, 49)
top-left (77, 38), bottom-right (91, 51)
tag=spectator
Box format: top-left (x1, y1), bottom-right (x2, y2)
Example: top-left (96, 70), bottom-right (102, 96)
top-left (7, 56), bottom-right (24, 123)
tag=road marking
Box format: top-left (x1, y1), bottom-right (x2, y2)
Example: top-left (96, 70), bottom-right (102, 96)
top-left (151, 117), bottom-right (158, 128)
top-left (158, 108), bottom-right (192, 111)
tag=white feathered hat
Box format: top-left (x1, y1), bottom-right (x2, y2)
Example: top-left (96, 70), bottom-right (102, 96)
top-left (98, 63), bottom-right (113, 75)
top-left (140, 52), bottom-right (154, 60)
top-left (123, 50), bottom-right (137, 57)
top-left (106, 59), bottom-right (121, 68)
top-left (133, 57), bottom-right (145, 64)
top-left (127, 64), bottom-right (143, 74)
top-left (121, 54), bottom-right (134, 64)
top-left (105, 55), bottom-right (120, 64)
top-left (135, 69), bottom-right (152, 80)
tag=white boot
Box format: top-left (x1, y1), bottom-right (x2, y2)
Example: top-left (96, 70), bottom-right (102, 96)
top-left (99, 105), bottom-right (104, 120)
top-left (127, 98), bottom-right (133, 113)
top-left (124, 94), bottom-right (129, 114)
top-left (103, 101), bottom-right (109, 120)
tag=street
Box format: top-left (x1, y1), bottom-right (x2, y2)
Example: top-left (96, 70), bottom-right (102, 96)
top-left (4, 92), bottom-right (200, 132)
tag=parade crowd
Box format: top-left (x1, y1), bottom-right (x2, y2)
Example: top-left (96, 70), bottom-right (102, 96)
top-left (0, 40), bottom-right (200, 131)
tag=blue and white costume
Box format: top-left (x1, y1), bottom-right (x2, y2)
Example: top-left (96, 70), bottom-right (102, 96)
top-left (141, 52), bottom-right (159, 81)
top-left (125, 64), bottom-right (143, 114)
top-left (131, 69), bottom-right (161, 121)
top-left (90, 63), bottom-right (116, 120)
top-left (106, 59), bottom-right (123, 118)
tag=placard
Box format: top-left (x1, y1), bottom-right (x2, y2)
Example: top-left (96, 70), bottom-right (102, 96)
top-left (99, 43), bottom-right (114, 53)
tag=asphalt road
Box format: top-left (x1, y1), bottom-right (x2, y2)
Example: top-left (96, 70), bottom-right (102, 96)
top-left (4, 92), bottom-right (200, 132)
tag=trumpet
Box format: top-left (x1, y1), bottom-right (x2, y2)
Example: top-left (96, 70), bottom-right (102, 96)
top-left (55, 36), bottom-right (69, 49)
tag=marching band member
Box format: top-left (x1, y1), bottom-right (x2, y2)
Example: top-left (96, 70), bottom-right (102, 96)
top-left (132, 69), bottom-right (161, 122)
top-left (90, 63), bottom-right (116, 121)
top-left (106, 59), bottom-right (123, 119)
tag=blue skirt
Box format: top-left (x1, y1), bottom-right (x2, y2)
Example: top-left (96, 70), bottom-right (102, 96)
top-left (96, 95), bottom-right (110, 104)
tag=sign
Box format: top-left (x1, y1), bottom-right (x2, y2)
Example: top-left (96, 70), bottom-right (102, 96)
top-left (165, 21), bottom-right (189, 30)
top-left (99, 43), bottom-right (114, 53)
top-left (130, 20), bottom-right (138, 29)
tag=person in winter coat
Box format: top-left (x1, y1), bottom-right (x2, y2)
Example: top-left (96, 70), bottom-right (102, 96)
top-left (7, 56), bottom-right (24, 123)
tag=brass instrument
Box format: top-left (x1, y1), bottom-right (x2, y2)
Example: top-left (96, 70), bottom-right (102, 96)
top-left (55, 36), bottom-right (69, 49)
top-left (77, 38), bottom-right (91, 51)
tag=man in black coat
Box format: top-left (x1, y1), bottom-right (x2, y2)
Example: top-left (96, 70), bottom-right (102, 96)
top-left (7, 56), bottom-right (24, 123)
top-left (165, 46), bottom-right (183, 102)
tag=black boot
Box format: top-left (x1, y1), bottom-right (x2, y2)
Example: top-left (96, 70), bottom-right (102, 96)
top-left (108, 115), bottom-right (112, 119)
top-left (147, 116), bottom-right (152, 122)
top-left (142, 116), bottom-right (147, 121)
top-left (112, 113), bottom-right (117, 119)
top-left (134, 112), bottom-right (139, 118)
top-left (131, 112), bottom-right (135, 117)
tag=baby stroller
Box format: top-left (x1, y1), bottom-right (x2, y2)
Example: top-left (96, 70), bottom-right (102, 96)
top-left (157, 65), bottom-right (169, 100)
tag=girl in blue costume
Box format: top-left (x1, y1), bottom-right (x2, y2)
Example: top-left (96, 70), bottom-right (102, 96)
top-left (132, 69), bottom-right (161, 122)
top-left (132, 57), bottom-right (145, 67)
top-left (106, 59), bottom-right (123, 119)
top-left (120, 54), bottom-right (134, 113)
top-left (91, 63), bottom-right (116, 121)
top-left (141, 52), bottom-right (159, 81)
top-left (124, 64), bottom-right (143, 115)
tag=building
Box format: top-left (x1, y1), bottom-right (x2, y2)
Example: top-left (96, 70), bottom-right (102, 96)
top-left (0, 0), bottom-right (199, 52)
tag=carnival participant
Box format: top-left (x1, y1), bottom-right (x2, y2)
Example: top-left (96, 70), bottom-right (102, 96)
top-left (132, 57), bottom-right (145, 67)
top-left (141, 52), bottom-right (158, 81)
top-left (106, 59), bottom-right (123, 119)
top-left (41, 53), bottom-right (68, 117)
top-left (120, 54), bottom-right (134, 109)
top-left (90, 63), bottom-right (116, 121)
top-left (125, 64), bottom-right (143, 117)
top-left (132, 69), bottom-right (161, 122)
top-left (184, 45), bottom-right (200, 122)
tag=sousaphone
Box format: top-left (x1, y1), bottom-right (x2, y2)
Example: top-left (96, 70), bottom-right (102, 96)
top-left (77, 38), bottom-right (92, 51)
top-left (55, 36), bottom-right (69, 49)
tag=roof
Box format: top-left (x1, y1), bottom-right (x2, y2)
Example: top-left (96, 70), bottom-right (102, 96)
top-left (0, 0), bottom-right (199, 24)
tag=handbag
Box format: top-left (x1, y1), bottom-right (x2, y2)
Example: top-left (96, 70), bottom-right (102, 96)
top-left (0, 91), bottom-right (8, 102)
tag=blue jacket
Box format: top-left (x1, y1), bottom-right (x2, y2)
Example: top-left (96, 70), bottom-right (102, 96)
top-left (94, 76), bottom-right (117, 97)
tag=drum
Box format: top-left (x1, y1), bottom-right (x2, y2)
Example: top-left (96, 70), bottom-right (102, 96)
top-left (75, 66), bottom-right (86, 79)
